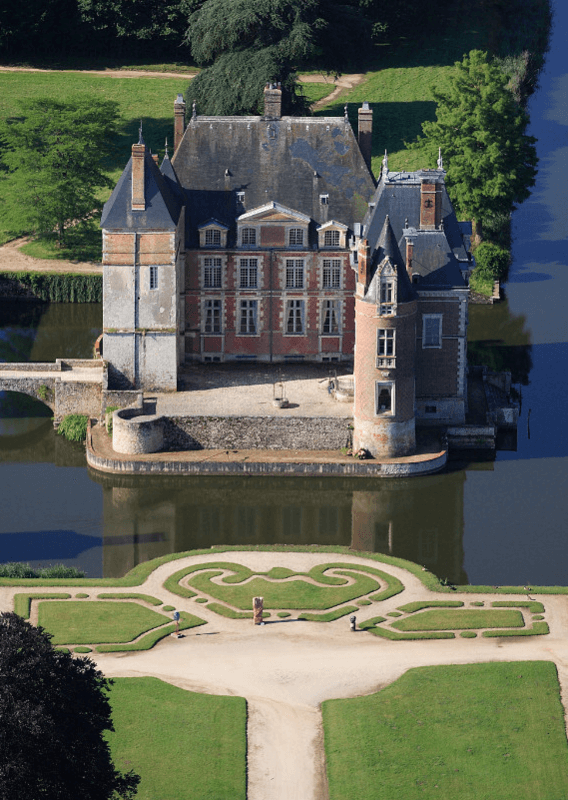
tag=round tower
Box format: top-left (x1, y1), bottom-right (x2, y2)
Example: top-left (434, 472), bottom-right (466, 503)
top-left (353, 217), bottom-right (417, 458)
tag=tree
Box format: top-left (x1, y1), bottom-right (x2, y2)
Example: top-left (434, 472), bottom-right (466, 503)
top-left (0, 97), bottom-right (119, 245)
top-left (411, 50), bottom-right (538, 238)
top-left (183, 0), bottom-right (370, 116)
top-left (0, 612), bottom-right (139, 800)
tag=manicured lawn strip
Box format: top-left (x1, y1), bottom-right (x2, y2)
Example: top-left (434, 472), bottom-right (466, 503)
top-left (358, 600), bottom-right (372, 606)
top-left (482, 621), bottom-right (549, 637)
top-left (37, 601), bottom-right (170, 645)
top-left (106, 677), bottom-right (246, 800)
top-left (206, 603), bottom-right (253, 619)
top-left (491, 600), bottom-right (545, 614)
top-left (322, 661), bottom-right (568, 800)
top-left (359, 616), bottom-right (386, 628)
top-left (97, 612), bottom-right (206, 651)
top-left (97, 593), bottom-right (163, 605)
top-left (398, 600), bottom-right (464, 613)
top-left (460, 631), bottom-right (477, 638)
top-left (74, 646), bottom-right (92, 653)
top-left (298, 605), bottom-right (359, 622)
top-left (163, 568), bottom-right (198, 598)
top-left (75, 593), bottom-right (89, 598)
top-left (13, 592), bottom-right (71, 618)
top-left (368, 627), bottom-right (455, 640)
top-left (391, 609), bottom-right (524, 631)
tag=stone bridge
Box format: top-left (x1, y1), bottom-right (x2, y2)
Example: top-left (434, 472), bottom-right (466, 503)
top-left (0, 359), bottom-right (105, 423)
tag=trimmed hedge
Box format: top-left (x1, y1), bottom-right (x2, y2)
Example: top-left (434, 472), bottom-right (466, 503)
top-left (0, 272), bottom-right (102, 302)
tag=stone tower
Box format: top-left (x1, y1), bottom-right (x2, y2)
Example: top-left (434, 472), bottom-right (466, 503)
top-left (353, 216), bottom-right (417, 458)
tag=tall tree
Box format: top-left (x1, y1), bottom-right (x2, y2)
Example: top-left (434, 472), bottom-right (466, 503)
top-left (411, 50), bottom-right (538, 238)
top-left (183, 0), bottom-right (370, 116)
top-left (0, 612), bottom-right (139, 800)
top-left (0, 97), bottom-right (119, 245)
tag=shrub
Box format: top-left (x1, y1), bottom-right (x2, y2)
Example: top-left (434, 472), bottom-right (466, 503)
top-left (0, 562), bottom-right (85, 579)
top-left (474, 241), bottom-right (511, 280)
top-left (57, 415), bottom-right (89, 443)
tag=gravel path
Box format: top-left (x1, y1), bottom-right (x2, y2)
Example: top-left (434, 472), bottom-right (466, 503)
top-left (1, 550), bottom-right (566, 800)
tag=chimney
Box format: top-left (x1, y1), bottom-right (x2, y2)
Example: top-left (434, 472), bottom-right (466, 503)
top-left (405, 238), bottom-right (414, 281)
top-left (357, 239), bottom-right (371, 290)
top-left (358, 102), bottom-right (373, 173)
top-left (174, 94), bottom-right (186, 155)
top-left (420, 178), bottom-right (442, 230)
top-left (151, 153), bottom-right (159, 165)
top-left (263, 83), bottom-right (282, 119)
top-left (131, 142), bottom-right (146, 211)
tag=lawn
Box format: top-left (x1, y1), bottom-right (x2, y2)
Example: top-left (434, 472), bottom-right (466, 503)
top-left (322, 661), bottom-right (568, 800)
top-left (106, 677), bottom-right (246, 800)
top-left (37, 600), bottom-right (171, 644)
top-left (391, 608), bottom-right (524, 631)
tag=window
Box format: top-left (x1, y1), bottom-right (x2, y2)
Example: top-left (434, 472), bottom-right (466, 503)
top-left (236, 191), bottom-right (245, 204)
top-left (239, 300), bottom-right (258, 334)
top-left (205, 228), bottom-right (221, 246)
top-left (286, 259), bottom-right (304, 289)
top-left (289, 228), bottom-right (304, 246)
top-left (239, 259), bottom-right (258, 289)
top-left (204, 299), bottom-right (222, 333)
top-left (324, 229), bottom-right (340, 247)
top-left (375, 382), bottom-right (394, 414)
top-left (423, 314), bottom-right (442, 348)
top-left (379, 279), bottom-right (395, 315)
top-left (286, 299), bottom-right (305, 334)
top-left (149, 266), bottom-right (158, 290)
top-left (320, 194), bottom-right (329, 205)
top-left (241, 227), bottom-right (256, 246)
top-left (322, 259), bottom-right (341, 289)
top-left (322, 300), bottom-right (340, 334)
top-left (203, 257), bottom-right (222, 288)
top-left (380, 281), bottom-right (393, 304)
top-left (377, 329), bottom-right (395, 367)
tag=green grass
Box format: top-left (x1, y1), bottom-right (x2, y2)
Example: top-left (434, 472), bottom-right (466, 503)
top-left (469, 269), bottom-right (495, 297)
top-left (482, 621), bottom-right (549, 638)
top-left (277, 611), bottom-right (291, 618)
top-left (460, 631), bottom-right (477, 638)
top-left (97, 593), bottom-right (163, 605)
top-left (37, 600), bottom-right (171, 644)
top-left (492, 600), bottom-right (545, 613)
top-left (74, 646), bottom-right (92, 653)
top-left (323, 661), bottom-right (568, 800)
top-left (392, 609), bottom-right (524, 631)
top-left (298, 605), bottom-right (359, 622)
top-left (106, 677), bottom-right (246, 800)
top-left (174, 561), bottom-right (402, 610)
top-left (97, 611), bottom-right (206, 651)
top-left (13, 592), bottom-right (71, 618)
top-left (398, 600), bottom-right (464, 613)
top-left (75, 593), bottom-right (89, 598)
top-left (18, 221), bottom-right (104, 262)
top-left (206, 603), bottom-right (253, 619)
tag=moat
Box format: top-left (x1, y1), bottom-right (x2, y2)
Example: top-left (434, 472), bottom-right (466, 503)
top-left (1, 3), bottom-right (567, 585)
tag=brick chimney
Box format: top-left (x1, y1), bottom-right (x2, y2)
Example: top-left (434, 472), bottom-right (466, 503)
top-left (131, 142), bottom-right (146, 211)
top-left (357, 238), bottom-right (371, 290)
top-left (174, 93), bottom-right (186, 155)
top-left (358, 102), bottom-right (373, 173)
top-left (405, 238), bottom-right (414, 281)
top-left (420, 178), bottom-right (442, 230)
top-left (263, 83), bottom-right (282, 119)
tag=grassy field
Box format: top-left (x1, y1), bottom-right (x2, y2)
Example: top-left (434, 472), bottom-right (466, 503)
top-left (106, 677), bottom-right (246, 800)
top-left (323, 661), bottom-right (568, 800)
top-left (391, 608), bottom-right (525, 631)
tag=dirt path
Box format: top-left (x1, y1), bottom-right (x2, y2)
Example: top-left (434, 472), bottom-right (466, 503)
top-left (0, 237), bottom-right (102, 274)
top-left (3, 551), bottom-right (562, 800)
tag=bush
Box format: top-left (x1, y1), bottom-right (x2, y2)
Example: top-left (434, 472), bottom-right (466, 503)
top-left (57, 415), bottom-right (88, 443)
top-left (0, 562), bottom-right (85, 579)
top-left (474, 241), bottom-right (511, 280)
top-left (0, 272), bottom-right (102, 302)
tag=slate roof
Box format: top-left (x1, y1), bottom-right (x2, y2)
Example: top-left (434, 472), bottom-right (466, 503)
top-left (364, 215), bottom-right (416, 304)
top-left (100, 148), bottom-right (184, 231)
top-left (362, 169), bottom-right (469, 289)
top-left (172, 115), bottom-right (376, 247)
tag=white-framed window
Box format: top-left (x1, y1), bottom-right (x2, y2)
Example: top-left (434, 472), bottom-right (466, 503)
top-left (375, 381), bottom-right (394, 414)
top-left (205, 228), bottom-right (221, 246)
top-left (324, 229), bottom-right (340, 247)
top-left (286, 299), bottom-right (305, 334)
top-left (422, 314), bottom-right (442, 348)
top-left (203, 257), bottom-right (222, 288)
top-left (236, 191), bottom-right (245, 204)
top-left (322, 259), bottom-right (341, 289)
top-left (320, 194), bottom-right (329, 205)
top-left (239, 299), bottom-right (258, 334)
top-left (289, 228), bottom-right (304, 246)
top-left (203, 299), bottom-right (222, 333)
top-left (322, 300), bottom-right (340, 334)
top-left (149, 266), bottom-right (158, 290)
top-left (286, 259), bottom-right (304, 289)
top-left (241, 227), bottom-right (256, 246)
top-left (379, 279), bottom-right (395, 315)
top-left (377, 329), bottom-right (395, 367)
top-left (239, 259), bottom-right (258, 289)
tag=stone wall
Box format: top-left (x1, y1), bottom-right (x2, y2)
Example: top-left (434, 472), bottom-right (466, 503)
top-left (113, 408), bottom-right (164, 454)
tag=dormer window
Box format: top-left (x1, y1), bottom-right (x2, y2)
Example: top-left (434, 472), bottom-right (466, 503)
top-left (236, 191), bottom-right (245, 204)
top-left (324, 230), bottom-right (340, 247)
top-left (205, 229), bottom-right (221, 246)
top-left (241, 227), bottom-right (256, 246)
top-left (320, 194), bottom-right (329, 205)
top-left (289, 228), bottom-right (304, 246)
top-left (377, 264), bottom-right (397, 316)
